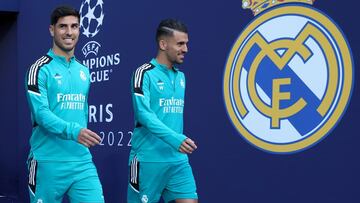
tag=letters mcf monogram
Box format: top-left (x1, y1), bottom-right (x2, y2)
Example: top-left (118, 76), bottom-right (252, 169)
top-left (223, 0), bottom-right (354, 153)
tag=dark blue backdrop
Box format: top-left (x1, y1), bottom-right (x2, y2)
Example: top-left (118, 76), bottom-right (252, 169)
top-left (0, 0), bottom-right (359, 202)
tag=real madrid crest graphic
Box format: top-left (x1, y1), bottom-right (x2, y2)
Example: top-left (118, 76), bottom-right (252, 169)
top-left (223, 0), bottom-right (354, 153)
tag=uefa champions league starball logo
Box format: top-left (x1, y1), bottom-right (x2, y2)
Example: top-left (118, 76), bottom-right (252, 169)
top-left (79, 0), bottom-right (105, 38)
top-left (78, 0), bottom-right (121, 84)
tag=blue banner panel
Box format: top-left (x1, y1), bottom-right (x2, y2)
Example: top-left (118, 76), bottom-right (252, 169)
top-left (10, 0), bottom-right (360, 202)
top-left (0, 12), bottom-right (18, 200)
top-left (0, 0), bottom-right (18, 12)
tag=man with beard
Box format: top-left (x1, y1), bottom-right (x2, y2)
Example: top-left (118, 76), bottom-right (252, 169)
top-left (128, 19), bottom-right (198, 203)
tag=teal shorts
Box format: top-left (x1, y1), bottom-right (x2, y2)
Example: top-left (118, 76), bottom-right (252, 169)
top-left (127, 157), bottom-right (198, 203)
top-left (28, 159), bottom-right (104, 203)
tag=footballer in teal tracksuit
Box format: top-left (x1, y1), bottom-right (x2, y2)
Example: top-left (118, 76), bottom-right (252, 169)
top-left (128, 58), bottom-right (198, 203)
top-left (25, 49), bottom-right (104, 202)
top-left (25, 6), bottom-right (103, 203)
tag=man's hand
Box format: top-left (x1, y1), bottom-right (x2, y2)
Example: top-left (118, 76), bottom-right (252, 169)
top-left (179, 138), bottom-right (197, 154)
top-left (77, 128), bottom-right (101, 148)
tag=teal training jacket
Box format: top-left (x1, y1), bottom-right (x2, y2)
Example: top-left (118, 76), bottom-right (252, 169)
top-left (25, 49), bottom-right (92, 162)
top-left (130, 58), bottom-right (188, 162)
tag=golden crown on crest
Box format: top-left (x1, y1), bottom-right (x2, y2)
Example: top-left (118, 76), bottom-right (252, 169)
top-left (242, 0), bottom-right (315, 15)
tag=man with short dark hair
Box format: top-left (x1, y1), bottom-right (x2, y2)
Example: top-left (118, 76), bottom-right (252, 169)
top-left (25, 5), bottom-right (104, 203)
top-left (128, 19), bottom-right (198, 203)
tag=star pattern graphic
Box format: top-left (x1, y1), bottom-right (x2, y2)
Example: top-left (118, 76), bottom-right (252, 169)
top-left (80, 0), bottom-right (105, 38)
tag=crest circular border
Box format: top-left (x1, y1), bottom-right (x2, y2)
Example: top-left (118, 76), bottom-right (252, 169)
top-left (223, 4), bottom-right (354, 153)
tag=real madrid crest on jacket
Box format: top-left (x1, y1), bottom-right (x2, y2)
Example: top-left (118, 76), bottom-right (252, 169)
top-left (223, 0), bottom-right (354, 153)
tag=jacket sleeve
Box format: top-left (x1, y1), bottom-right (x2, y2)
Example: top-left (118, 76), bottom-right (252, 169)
top-left (26, 67), bottom-right (82, 141)
top-left (132, 72), bottom-right (186, 150)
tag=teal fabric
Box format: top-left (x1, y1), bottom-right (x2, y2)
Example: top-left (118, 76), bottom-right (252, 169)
top-left (130, 58), bottom-right (188, 162)
top-left (28, 160), bottom-right (104, 203)
top-left (25, 49), bottom-right (91, 162)
top-left (127, 160), bottom-right (197, 203)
